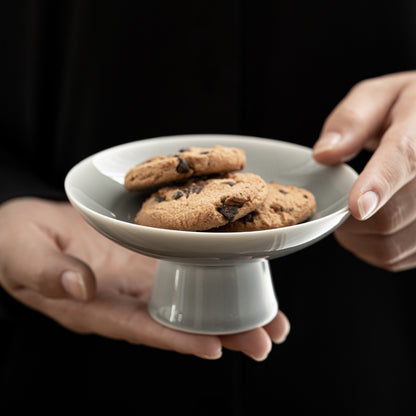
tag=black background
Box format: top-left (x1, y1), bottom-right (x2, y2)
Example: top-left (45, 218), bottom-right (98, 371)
top-left (1, 1), bottom-right (416, 413)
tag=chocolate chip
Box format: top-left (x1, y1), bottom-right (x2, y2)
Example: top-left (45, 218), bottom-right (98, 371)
top-left (241, 212), bottom-right (254, 223)
top-left (217, 205), bottom-right (240, 221)
top-left (173, 191), bottom-right (184, 200)
top-left (289, 208), bottom-right (294, 212)
top-left (178, 147), bottom-right (190, 152)
top-left (222, 181), bottom-right (236, 186)
top-left (280, 206), bottom-right (285, 211)
top-left (303, 194), bottom-right (309, 198)
top-left (183, 183), bottom-right (204, 197)
top-left (154, 196), bottom-right (165, 203)
top-left (279, 189), bottom-right (288, 195)
top-left (200, 151), bottom-right (210, 155)
top-left (222, 194), bottom-right (246, 206)
top-left (176, 157), bottom-right (191, 173)
top-left (193, 184), bottom-right (204, 194)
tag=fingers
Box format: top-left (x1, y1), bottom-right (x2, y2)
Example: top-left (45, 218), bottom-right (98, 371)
top-left (336, 179), bottom-right (416, 236)
top-left (0, 221), bottom-right (96, 301)
top-left (20, 279), bottom-right (290, 362)
top-left (348, 122), bottom-right (416, 220)
top-left (59, 258), bottom-right (96, 300)
top-left (334, 178), bottom-right (416, 271)
top-left (263, 309), bottom-right (291, 343)
top-left (313, 74), bottom-right (405, 165)
top-left (335, 219), bottom-right (416, 271)
top-left (313, 72), bottom-right (416, 221)
top-left (220, 310), bottom-right (290, 361)
top-left (0, 198), bottom-right (290, 360)
top-left (13, 288), bottom-right (224, 359)
top-left (15, 258), bottom-right (288, 361)
top-left (220, 328), bottom-right (272, 361)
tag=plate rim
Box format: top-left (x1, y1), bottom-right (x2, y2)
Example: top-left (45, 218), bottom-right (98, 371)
top-left (64, 134), bottom-right (357, 240)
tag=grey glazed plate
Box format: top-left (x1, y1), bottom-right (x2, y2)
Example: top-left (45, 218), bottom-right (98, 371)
top-left (64, 134), bottom-right (358, 334)
top-left (65, 134), bottom-right (358, 261)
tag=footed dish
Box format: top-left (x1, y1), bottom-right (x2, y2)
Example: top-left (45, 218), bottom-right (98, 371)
top-left (65, 134), bottom-right (358, 334)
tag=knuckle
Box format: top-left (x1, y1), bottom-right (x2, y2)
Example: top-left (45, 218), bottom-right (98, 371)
top-left (352, 76), bottom-right (382, 91)
top-left (335, 228), bottom-right (406, 272)
top-left (332, 105), bottom-right (367, 131)
top-left (370, 215), bottom-right (395, 236)
top-left (373, 237), bottom-right (403, 269)
top-left (365, 173), bottom-right (395, 208)
top-left (374, 130), bottom-right (416, 198)
top-left (370, 201), bottom-right (407, 236)
top-left (396, 133), bottom-right (416, 175)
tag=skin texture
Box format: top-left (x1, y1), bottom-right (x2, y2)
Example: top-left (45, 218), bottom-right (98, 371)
top-left (0, 198), bottom-right (290, 361)
top-left (313, 71), bottom-right (416, 271)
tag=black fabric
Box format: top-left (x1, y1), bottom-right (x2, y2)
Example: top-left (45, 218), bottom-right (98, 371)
top-left (1, 1), bottom-right (416, 412)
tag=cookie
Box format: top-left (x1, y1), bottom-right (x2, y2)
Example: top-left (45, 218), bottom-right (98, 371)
top-left (134, 172), bottom-right (268, 231)
top-left (124, 145), bottom-right (246, 191)
top-left (215, 182), bottom-right (316, 232)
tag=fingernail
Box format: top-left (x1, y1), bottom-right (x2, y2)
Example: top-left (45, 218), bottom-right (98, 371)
top-left (272, 317), bottom-right (291, 344)
top-left (61, 271), bottom-right (88, 301)
top-left (198, 348), bottom-right (223, 360)
top-left (357, 191), bottom-right (379, 220)
top-left (250, 339), bottom-right (272, 362)
top-left (250, 351), bottom-right (271, 362)
top-left (273, 334), bottom-right (288, 345)
top-left (313, 132), bottom-right (342, 155)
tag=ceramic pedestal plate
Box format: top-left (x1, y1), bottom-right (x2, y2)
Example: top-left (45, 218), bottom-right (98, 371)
top-left (65, 134), bottom-right (357, 334)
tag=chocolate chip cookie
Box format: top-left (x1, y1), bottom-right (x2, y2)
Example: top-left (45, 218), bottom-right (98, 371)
top-left (134, 172), bottom-right (268, 231)
top-left (215, 182), bottom-right (316, 232)
top-left (124, 145), bottom-right (246, 191)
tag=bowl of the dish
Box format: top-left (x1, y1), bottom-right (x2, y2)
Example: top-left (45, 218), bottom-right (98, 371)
top-left (64, 134), bottom-right (358, 262)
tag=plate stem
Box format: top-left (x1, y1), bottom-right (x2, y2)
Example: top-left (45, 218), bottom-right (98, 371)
top-left (148, 258), bottom-right (278, 334)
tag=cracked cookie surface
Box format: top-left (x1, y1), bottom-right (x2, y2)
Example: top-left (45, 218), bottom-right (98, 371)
top-left (215, 182), bottom-right (316, 232)
top-left (134, 172), bottom-right (267, 231)
top-left (124, 145), bottom-right (246, 191)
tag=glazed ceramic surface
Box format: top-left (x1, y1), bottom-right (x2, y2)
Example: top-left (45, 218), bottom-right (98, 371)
top-left (65, 134), bottom-right (358, 334)
top-left (65, 134), bottom-right (358, 262)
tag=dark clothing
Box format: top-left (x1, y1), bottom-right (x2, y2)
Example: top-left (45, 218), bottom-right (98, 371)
top-left (1, 1), bottom-right (416, 412)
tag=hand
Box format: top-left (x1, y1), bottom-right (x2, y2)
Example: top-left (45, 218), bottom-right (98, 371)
top-left (0, 198), bottom-right (290, 360)
top-left (313, 71), bottom-right (416, 271)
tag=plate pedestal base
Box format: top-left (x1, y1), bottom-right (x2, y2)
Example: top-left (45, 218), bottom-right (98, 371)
top-left (148, 258), bottom-right (278, 334)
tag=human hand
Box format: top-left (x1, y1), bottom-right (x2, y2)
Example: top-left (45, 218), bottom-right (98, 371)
top-left (0, 198), bottom-right (290, 360)
top-left (313, 71), bottom-right (416, 271)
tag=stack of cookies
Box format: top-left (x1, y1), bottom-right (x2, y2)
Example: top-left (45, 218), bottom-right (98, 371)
top-left (124, 145), bottom-right (316, 232)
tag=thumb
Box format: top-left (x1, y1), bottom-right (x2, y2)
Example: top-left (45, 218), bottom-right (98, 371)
top-left (2, 231), bottom-right (96, 301)
top-left (26, 250), bottom-right (96, 301)
top-left (55, 254), bottom-right (97, 301)
top-left (28, 248), bottom-right (96, 301)
top-left (312, 75), bottom-right (402, 165)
